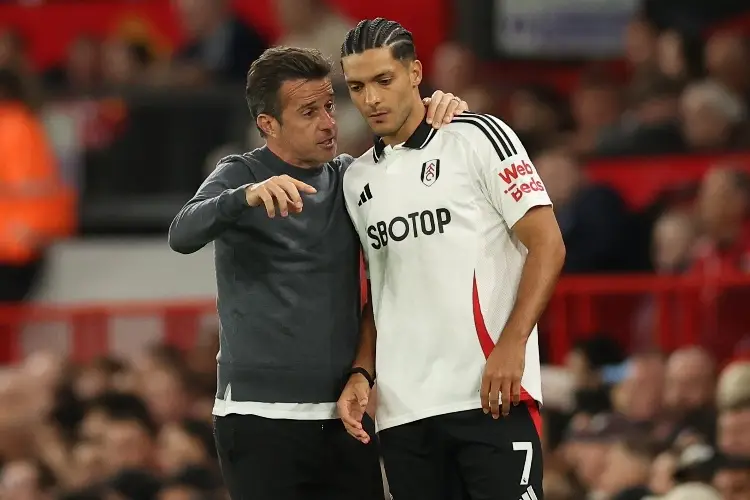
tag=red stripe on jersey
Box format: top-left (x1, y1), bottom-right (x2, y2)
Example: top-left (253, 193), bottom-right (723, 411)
top-left (472, 273), bottom-right (534, 404)
top-left (526, 400), bottom-right (543, 437)
top-left (359, 252), bottom-right (368, 309)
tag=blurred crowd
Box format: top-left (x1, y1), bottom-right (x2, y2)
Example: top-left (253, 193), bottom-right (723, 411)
top-left (1, 0), bottom-right (750, 499)
top-left (0, 340), bottom-right (224, 499)
top-left (541, 342), bottom-right (750, 500)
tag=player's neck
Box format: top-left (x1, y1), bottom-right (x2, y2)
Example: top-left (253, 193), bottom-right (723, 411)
top-left (382, 100), bottom-right (427, 147)
top-left (265, 140), bottom-right (320, 169)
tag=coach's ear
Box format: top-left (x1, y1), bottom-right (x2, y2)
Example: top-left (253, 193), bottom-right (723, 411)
top-left (257, 113), bottom-right (278, 138)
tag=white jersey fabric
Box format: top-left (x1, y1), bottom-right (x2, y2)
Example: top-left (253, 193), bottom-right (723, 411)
top-left (343, 113), bottom-right (551, 431)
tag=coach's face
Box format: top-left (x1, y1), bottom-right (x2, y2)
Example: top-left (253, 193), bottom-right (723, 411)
top-left (268, 77), bottom-right (338, 165)
top-left (342, 47), bottom-right (422, 137)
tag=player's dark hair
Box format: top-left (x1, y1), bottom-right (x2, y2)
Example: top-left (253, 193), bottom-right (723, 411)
top-left (245, 46), bottom-right (332, 136)
top-left (341, 18), bottom-right (416, 62)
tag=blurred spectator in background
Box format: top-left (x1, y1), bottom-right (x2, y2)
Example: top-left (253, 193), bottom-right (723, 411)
top-left (0, 459), bottom-right (56, 500)
top-left (165, 0), bottom-right (266, 85)
top-left (657, 30), bottom-right (704, 84)
top-left (717, 362), bottom-right (750, 457)
top-left (509, 85), bottom-right (567, 154)
top-left (43, 35), bottom-right (101, 93)
top-left (0, 28), bottom-right (29, 74)
top-left (566, 336), bottom-right (624, 416)
top-left (651, 210), bottom-right (697, 274)
top-left (275, 0), bottom-right (352, 66)
top-left (156, 419), bottom-right (215, 476)
top-left (597, 73), bottom-right (684, 156)
top-left (429, 42), bottom-right (495, 113)
top-left (561, 413), bottom-right (639, 494)
top-left (650, 449), bottom-right (679, 495)
top-left (101, 38), bottom-right (154, 88)
top-left (693, 167), bottom-right (750, 274)
top-left (535, 145), bottom-right (631, 273)
top-left (568, 70), bottom-right (624, 155)
top-left (662, 482), bottom-right (722, 500)
top-left (594, 438), bottom-right (656, 499)
top-left (611, 352), bottom-right (665, 425)
top-left (624, 17), bottom-right (659, 78)
top-left (704, 32), bottom-right (750, 105)
top-left (680, 80), bottom-right (749, 152)
top-left (0, 68), bottom-right (72, 302)
top-left (663, 347), bottom-right (716, 417)
top-left (654, 347), bottom-right (717, 446)
top-left (713, 456), bottom-right (750, 500)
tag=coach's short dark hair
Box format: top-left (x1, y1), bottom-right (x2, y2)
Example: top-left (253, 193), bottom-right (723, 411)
top-left (245, 47), bottom-right (332, 135)
top-left (341, 18), bottom-right (416, 62)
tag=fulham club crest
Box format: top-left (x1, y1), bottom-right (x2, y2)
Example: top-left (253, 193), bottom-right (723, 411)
top-left (420, 159), bottom-right (440, 187)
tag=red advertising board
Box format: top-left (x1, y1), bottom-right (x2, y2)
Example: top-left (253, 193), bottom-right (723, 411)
top-left (0, 0), bottom-right (449, 70)
top-left (587, 153), bottom-right (750, 209)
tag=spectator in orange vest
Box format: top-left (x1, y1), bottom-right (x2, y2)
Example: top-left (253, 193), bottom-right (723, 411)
top-left (0, 67), bottom-right (74, 302)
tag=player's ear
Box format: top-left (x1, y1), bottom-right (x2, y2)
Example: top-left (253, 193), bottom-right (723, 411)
top-left (257, 114), bottom-right (278, 138)
top-left (410, 59), bottom-right (423, 87)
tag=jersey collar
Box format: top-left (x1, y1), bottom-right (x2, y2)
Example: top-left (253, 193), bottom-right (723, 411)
top-left (372, 118), bottom-right (437, 163)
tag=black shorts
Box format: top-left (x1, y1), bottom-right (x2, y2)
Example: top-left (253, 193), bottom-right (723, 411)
top-left (214, 413), bottom-right (384, 500)
top-left (379, 401), bottom-right (543, 500)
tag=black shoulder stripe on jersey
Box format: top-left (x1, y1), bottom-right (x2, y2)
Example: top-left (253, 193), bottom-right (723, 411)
top-left (462, 112), bottom-right (518, 156)
top-left (452, 116), bottom-right (510, 161)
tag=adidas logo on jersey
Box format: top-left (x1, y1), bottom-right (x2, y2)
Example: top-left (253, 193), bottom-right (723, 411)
top-left (358, 183), bottom-right (373, 206)
top-left (520, 485), bottom-right (539, 500)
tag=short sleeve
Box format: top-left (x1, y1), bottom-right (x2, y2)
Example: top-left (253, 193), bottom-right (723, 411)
top-left (456, 113), bottom-right (552, 229)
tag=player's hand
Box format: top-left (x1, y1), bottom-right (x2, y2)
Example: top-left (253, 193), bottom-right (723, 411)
top-left (423, 90), bottom-right (469, 129)
top-left (481, 335), bottom-right (526, 419)
top-left (337, 373), bottom-right (372, 444)
top-left (245, 175), bottom-right (317, 218)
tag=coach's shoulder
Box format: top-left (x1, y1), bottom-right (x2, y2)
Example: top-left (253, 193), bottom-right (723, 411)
top-left (208, 153), bottom-right (258, 183)
top-left (338, 150), bottom-right (375, 175)
top-left (332, 153), bottom-right (356, 172)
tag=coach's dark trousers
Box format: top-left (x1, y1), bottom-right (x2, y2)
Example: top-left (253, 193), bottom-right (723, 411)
top-left (213, 413), bottom-right (384, 500)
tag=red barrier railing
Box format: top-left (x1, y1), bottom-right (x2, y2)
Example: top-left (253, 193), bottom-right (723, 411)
top-left (0, 274), bottom-right (749, 365)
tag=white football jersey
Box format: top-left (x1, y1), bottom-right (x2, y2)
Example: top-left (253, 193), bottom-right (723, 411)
top-left (343, 113), bottom-right (551, 431)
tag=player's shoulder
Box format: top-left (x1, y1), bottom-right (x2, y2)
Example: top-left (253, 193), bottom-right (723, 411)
top-left (343, 148), bottom-right (377, 178)
top-left (441, 112), bottom-right (521, 152)
top-left (331, 153), bottom-right (355, 172)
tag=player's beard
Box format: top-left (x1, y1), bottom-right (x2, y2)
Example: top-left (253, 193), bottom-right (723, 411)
top-left (379, 105), bottom-right (413, 139)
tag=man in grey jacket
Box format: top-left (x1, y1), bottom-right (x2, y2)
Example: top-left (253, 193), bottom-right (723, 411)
top-left (168, 46), bottom-right (466, 500)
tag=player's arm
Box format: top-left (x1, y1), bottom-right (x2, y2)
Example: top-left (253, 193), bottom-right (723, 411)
top-left (465, 115), bottom-right (565, 338)
top-left (462, 113), bottom-right (565, 417)
top-left (168, 161), bottom-right (251, 254)
top-left (504, 207), bottom-right (565, 343)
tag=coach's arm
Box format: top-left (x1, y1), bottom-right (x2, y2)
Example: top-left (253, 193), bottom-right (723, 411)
top-left (168, 160), bottom-right (252, 254)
